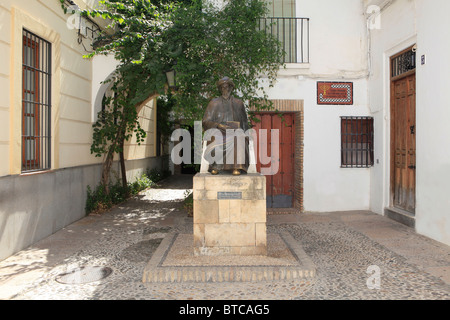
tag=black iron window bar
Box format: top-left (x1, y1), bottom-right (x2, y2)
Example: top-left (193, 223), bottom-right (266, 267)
top-left (392, 49), bottom-right (416, 78)
top-left (22, 29), bottom-right (52, 173)
top-left (341, 116), bottom-right (374, 168)
top-left (259, 17), bottom-right (310, 64)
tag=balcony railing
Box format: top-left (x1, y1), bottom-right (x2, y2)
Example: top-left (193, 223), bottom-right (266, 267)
top-left (259, 17), bottom-right (310, 64)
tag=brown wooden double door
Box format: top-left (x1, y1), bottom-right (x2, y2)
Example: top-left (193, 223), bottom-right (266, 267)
top-left (252, 113), bottom-right (295, 208)
top-left (391, 73), bottom-right (416, 213)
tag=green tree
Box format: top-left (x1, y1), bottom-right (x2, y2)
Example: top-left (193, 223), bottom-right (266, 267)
top-left (60, 0), bottom-right (284, 194)
top-left (164, 0), bottom-right (284, 125)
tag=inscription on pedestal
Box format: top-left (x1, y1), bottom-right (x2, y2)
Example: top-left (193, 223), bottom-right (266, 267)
top-left (217, 192), bottom-right (242, 200)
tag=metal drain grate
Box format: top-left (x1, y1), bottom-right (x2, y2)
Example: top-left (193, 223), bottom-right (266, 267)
top-left (55, 266), bottom-right (113, 284)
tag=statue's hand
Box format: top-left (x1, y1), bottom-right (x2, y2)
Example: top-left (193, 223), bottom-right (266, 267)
top-left (217, 123), bottom-right (229, 132)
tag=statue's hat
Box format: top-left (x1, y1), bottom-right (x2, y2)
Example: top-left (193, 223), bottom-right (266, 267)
top-left (217, 77), bottom-right (235, 90)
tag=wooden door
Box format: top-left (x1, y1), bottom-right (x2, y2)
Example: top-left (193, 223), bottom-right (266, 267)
top-left (252, 113), bottom-right (295, 208)
top-left (391, 73), bottom-right (416, 213)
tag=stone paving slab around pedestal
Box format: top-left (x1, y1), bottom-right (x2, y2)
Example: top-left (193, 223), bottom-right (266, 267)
top-left (142, 230), bottom-right (316, 283)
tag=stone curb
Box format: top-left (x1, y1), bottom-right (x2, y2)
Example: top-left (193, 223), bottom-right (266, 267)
top-left (142, 231), bottom-right (316, 283)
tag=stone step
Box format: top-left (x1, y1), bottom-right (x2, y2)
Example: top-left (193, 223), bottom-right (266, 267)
top-left (385, 207), bottom-right (415, 228)
top-left (142, 231), bottom-right (316, 283)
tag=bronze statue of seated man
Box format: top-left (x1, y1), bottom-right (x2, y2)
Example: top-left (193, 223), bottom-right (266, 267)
top-left (202, 77), bottom-right (249, 176)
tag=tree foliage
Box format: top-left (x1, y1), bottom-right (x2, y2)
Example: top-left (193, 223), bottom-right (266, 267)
top-left (162, 0), bottom-right (284, 124)
top-left (59, 0), bottom-right (284, 192)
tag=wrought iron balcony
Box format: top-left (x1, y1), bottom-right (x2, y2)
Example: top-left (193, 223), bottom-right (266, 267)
top-left (259, 17), bottom-right (310, 64)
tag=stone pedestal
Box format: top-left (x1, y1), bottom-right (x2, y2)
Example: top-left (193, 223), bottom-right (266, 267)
top-left (193, 173), bottom-right (267, 256)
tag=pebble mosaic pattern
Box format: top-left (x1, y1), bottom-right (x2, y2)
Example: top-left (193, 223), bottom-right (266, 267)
top-left (279, 223), bottom-right (450, 300)
top-left (9, 221), bottom-right (450, 300)
top-left (4, 177), bottom-right (450, 300)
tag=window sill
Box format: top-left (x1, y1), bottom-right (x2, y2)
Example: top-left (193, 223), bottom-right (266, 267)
top-left (278, 63), bottom-right (311, 77)
top-left (285, 63), bottom-right (310, 69)
top-left (20, 169), bottom-right (54, 177)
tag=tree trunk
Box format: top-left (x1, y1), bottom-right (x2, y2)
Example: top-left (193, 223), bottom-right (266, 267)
top-left (101, 147), bottom-right (115, 195)
top-left (101, 114), bottom-right (128, 195)
top-left (119, 138), bottom-right (128, 194)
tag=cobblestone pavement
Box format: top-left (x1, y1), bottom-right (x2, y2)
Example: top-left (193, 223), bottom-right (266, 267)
top-left (1, 174), bottom-right (450, 300)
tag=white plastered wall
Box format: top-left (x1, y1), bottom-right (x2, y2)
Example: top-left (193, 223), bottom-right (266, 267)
top-left (414, 0), bottom-right (450, 246)
top-left (261, 0), bottom-right (371, 212)
top-left (367, 0), bottom-right (450, 246)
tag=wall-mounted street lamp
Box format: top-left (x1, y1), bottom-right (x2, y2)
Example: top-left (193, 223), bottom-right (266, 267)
top-left (165, 68), bottom-right (177, 91)
top-left (65, 1), bottom-right (100, 52)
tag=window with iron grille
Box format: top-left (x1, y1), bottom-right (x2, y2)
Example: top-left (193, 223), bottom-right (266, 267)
top-left (341, 117), bottom-right (374, 168)
top-left (22, 29), bottom-right (51, 173)
top-left (260, 0), bottom-right (309, 64)
top-left (265, 0), bottom-right (295, 17)
top-left (391, 48), bottom-right (416, 78)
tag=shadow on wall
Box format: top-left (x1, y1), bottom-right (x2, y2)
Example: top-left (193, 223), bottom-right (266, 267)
top-left (0, 156), bottom-right (169, 261)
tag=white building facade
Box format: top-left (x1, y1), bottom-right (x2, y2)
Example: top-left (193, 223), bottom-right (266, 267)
top-left (0, 0), bottom-right (166, 261)
top-left (1, 0), bottom-right (450, 261)
top-left (261, 0), bottom-right (450, 246)
top-left (366, 0), bottom-right (450, 246)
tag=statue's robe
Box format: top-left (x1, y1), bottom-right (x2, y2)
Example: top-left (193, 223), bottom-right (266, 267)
top-left (202, 96), bottom-right (249, 173)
